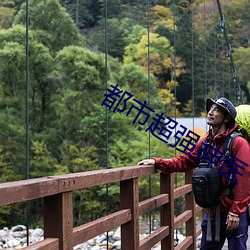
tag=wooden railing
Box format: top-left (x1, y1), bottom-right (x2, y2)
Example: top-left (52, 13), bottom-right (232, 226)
top-left (0, 165), bottom-right (203, 250)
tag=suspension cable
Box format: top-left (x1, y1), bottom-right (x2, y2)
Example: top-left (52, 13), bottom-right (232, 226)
top-left (172, 0), bottom-right (179, 245)
top-left (203, 0), bottom-right (209, 133)
top-left (173, 0), bottom-right (176, 124)
top-left (191, 0), bottom-right (195, 127)
top-left (216, 0), bottom-right (242, 104)
top-left (147, 0), bottom-right (152, 234)
top-left (203, 0), bottom-right (207, 98)
top-left (213, 0), bottom-right (217, 95)
top-left (104, 0), bottom-right (109, 248)
top-left (219, 36), bottom-right (225, 96)
top-left (25, 0), bottom-right (30, 245)
top-left (147, 1), bottom-right (151, 162)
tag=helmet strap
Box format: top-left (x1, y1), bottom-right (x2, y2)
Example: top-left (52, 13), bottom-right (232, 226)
top-left (209, 116), bottom-right (226, 143)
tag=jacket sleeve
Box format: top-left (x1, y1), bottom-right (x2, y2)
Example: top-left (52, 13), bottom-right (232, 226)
top-left (153, 139), bottom-right (203, 174)
top-left (229, 136), bottom-right (250, 215)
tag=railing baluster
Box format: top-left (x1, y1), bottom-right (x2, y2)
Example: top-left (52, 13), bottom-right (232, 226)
top-left (185, 171), bottom-right (196, 250)
top-left (120, 178), bottom-right (139, 250)
top-left (44, 192), bottom-right (73, 250)
top-left (161, 172), bottom-right (174, 250)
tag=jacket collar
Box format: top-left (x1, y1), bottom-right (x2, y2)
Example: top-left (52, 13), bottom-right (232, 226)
top-left (207, 124), bottom-right (239, 144)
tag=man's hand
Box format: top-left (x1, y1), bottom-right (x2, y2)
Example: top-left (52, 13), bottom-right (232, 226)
top-left (226, 213), bottom-right (240, 230)
top-left (137, 159), bottom-right (155, 166)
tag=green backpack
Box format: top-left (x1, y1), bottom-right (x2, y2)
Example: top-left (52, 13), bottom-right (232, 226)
top-left (235, 105), bottom-right (250, 224)
top-left (235, 105), bottom-right (250, 141)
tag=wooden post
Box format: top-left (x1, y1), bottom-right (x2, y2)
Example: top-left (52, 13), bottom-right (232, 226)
top-left (161, 173), bottom-right (174, 250)
top-left (185, 171), bottom-right (196, 250)
top-left (44, 192), bottom-right (73, 250)
top-left (120, 178), bottom-right (139, 250)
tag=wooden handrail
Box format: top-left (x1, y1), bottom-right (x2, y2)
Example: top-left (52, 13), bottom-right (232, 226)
top-left (0, 165), bottom-right (155, 206)
top-left (0, 165), bottom-right (203, 250)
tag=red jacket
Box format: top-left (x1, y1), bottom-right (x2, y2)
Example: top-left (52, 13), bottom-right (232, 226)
top-left (154, 124), bottom-right (250, 216)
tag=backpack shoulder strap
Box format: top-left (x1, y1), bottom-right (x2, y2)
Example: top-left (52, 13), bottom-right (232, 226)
top-left (200, 131), bottom-right (242, 164)
top-left (222, 131), bottom-right (242, 157)
top-left (222, 132), bottom-right (242, 199)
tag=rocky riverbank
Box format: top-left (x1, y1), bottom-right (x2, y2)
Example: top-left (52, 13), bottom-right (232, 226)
top-left (0, 225), bottom-right (157, 250)
top-left (0, 225), bottom-right (188, 249)
top-left (0, 225), bottom-right (43, 249)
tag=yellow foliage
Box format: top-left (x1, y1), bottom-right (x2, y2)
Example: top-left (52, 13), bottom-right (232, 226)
top-left (166, 106), bottom-right (181, 118)
top-left (200, 112), bottom-right (207, 118)
top-left (149, 5), bottom-right (174, 31)
top-left (174, 56), bottom-right (186, 77)
top-left (183, 99), bottom-right (193, 115)
top-left (158, 89), bottom-right (174, 105)
top-left (0, 7), bottom-right (15, 29)
top-left (124, 31), bottom-right (185, 84)
top-left (166, 80), bottom-right (180, 91)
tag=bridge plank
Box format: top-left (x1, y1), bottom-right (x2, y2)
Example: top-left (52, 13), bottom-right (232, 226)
top-left (22, 238), bottom-right (59, 250)
top-left (0, 177), bottom-right (59, 206)
top-left (140, 226), bottom-right (169, 250)
top-left (57, 165), bottom-right (156, 192)
top-left (175, 236), bottom-right (193, 250)
top-left (73, 209), bottom-right (131, 245)
top-left (174, 184), bottom-right (192, 199)
top-left (174, 210), bottom-right (192, 229)
top-left (0, 165), bottom-right (156, 206)
top-left (139, 194), bottom-right (169, 215)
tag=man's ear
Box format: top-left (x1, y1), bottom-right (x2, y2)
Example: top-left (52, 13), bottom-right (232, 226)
top-left (224, 114), bottom-right (232, 123)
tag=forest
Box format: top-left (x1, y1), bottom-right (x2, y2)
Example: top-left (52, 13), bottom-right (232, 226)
top-left (0, 0), bottom-right (249, 228)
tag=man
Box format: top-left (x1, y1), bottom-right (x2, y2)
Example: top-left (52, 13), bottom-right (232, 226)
top-left (138, 97), bottom-right (250, 250)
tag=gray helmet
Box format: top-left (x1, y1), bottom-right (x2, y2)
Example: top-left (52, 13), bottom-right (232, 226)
top-left (206, 97), bottom-right (237, 120)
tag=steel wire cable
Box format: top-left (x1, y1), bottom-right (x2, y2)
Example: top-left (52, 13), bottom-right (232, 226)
top-left (191, 1), bottom-right (195, 130)
top-left (204, 0), bottom-right (207, 99)
top-left (104, 0), bottom-right (109, 248)
top-left (172, 0), bottom-right (179, 245)
top-left (25, 0), bottom-right (30, 245)
top-left (147, 0), bottom-right (152, 234)
top-left (216, 0), bottom-right (242, 104)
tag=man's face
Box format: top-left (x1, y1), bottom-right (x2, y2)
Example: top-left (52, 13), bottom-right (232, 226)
top-left (207, 104), bottom-right (226, 127)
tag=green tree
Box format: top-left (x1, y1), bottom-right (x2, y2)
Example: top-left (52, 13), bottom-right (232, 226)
top-left (0, 39), bottom-right (27, 180)
top-left (61, 0), bottom-right (101, 28)
top-left (0, 112), bottom-right (26, 180)
top-left (0, 25), bottom-right (56, 132)
top-left (124, 32), bottom-right (185, 87)
top-left (234, 46), bottom-right (250, 102)
top-left (86, 17), bottom-right (138, 60)
top-left (30, 141), bottom-right (57, 177)
top-left (117, 63), bottom-right (164, 111)
top-left (14, 0), bottom-right (84, 52)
